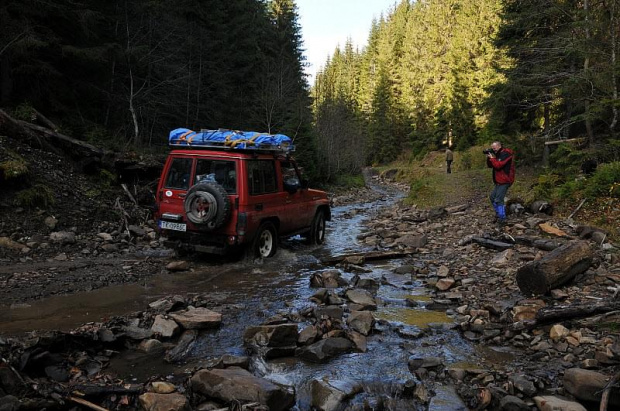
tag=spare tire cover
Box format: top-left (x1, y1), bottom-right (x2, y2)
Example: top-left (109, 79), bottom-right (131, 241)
top-left (184, 182), bottom-right (231, 229)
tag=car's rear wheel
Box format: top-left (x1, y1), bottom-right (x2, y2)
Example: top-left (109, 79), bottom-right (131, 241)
top-left (306, 210), bottom-right (326, 245)
top-left (252, 222), bottom-right (278, 258)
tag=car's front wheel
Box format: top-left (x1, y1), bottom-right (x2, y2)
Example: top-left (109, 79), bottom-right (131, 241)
top-left (252, 222), bottom-right (278, 258)
top-left (306, 210), bottom-right (326, 245)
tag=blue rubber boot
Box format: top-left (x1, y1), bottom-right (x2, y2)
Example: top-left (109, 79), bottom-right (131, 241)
top-left (492, 203), bottom-right (500, 218)
top-left (497, 205), bottom-right (506, 223)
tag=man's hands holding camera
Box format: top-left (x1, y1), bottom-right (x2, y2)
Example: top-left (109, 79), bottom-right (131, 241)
top-left (483, 148), bottom-right (495, 158)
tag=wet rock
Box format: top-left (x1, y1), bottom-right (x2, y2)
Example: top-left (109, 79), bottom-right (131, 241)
top-left (393, 265), bottom-right (415, 274)
top-left (169, 307), bottom-right (221, 329)
top-left (499, 395), bottom-right (529, 410)
top-left (151, 315), bottom-right (180, 338)
top-left (49, 231), bottom-right (76, 244)
top-left (149, 296), bottom-right (186, 312)
top-left (346, 331), bottom-right (367, 352)
top-left (0, 365), bottom-right (25, 395)
top-left (220, 354), bottom-right (250, 369)
top-left (0, 396), bottom-right (20, 411)
top-left (123, 324), bottom-right (154, 340)
top-left (151, 381), bottom-right (176, 394)
top-left (508, 374), bottom-right (536, 397)
top-left (191, 367), bottom-right (295, 411)
top-left (295, 337), bottom-right (353, 363)
top-left (243, 324), bottom-right (299, 347)
top-left (407, 356), bottom-right (443, 372)
top-left (97, 232), bottom-right (113, 242)
top-left (436, 278), bottom-right (455, 291)
top-left (550, 324), bottom-right (570, 341)
top-left (138, 392), bottom-right (190, 411)
top-left (138, 339), bottom-right (165, 354)
top-left (315, 306), bottom-right (344, 320)
top-left (44, 216), bottom-right (57, 229)
top-left (343, 256), bottom-right (365, 265)
top-left (395, 233), bottom-right (427, 248)
top-left (44, 365), bottom-right (70, 382)
top-left (491, 249), bottom-right (514, 266)
top-left (344, 289), bottom-right (377, 310)
top-left (346, 311), bottom-right (374, 336)
top-left (533, 395), bottom-right (587, 411)
top-left (564, 368), bottom-right (620, 405)
top-left (437, 265), bottom-right (450, 277)
top-left (129, 225), bottom-right (146, 237)
top-left (298, 325), bottom-right (318, 345)
top-left (310, 270), bottom-right (348, 288)
top-left (165, 330), bottom-right (198, 363)
top-left (350, 275), bottom-right (379, 290)
top-left (310, 379), bottom-right (361, 411)
top-left (166, 261), bottom-right (190, 272)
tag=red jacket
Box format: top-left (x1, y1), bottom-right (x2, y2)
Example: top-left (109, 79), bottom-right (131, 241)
top-left (487, 147), bottom-right (515, 185)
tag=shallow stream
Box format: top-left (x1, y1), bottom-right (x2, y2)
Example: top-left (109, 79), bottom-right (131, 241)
top-left (0, 186), bottom-right (477, 409)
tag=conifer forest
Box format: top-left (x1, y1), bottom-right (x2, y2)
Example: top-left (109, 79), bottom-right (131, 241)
top-left (1, 0), bottom-right (620, 182)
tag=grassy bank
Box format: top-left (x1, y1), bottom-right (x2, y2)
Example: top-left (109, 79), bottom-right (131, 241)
top-left (374, 146), bottom-right (619, 240)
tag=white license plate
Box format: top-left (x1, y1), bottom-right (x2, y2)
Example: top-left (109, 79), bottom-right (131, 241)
top-left (159, 220), bottom-right (186, 232)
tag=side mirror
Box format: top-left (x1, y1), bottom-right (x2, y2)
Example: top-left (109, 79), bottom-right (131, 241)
top-left (301, 179), bottom-right (309, 189)
top-left (284, 177), bottom-right (301, 193)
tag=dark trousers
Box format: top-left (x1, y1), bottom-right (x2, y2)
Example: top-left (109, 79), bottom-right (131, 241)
top-left (446, 160), bottom-right (452, 174)
top-left (490, 183), bottom-right (510, 205)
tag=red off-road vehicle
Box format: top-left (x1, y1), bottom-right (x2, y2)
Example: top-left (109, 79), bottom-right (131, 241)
top-left (154, 128), bottom-right (331, 258)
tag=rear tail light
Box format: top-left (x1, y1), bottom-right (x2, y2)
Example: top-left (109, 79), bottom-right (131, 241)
top-left (237, 212), bottom-right (247, 235)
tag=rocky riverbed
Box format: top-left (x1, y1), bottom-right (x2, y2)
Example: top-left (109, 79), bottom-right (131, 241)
top-left (1, 170), bottom-right (620, 410)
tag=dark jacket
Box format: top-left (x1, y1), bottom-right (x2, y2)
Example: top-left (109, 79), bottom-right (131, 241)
top-left (487, 147), bottom-right (515, 185)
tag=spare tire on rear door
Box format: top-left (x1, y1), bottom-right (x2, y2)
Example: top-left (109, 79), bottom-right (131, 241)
top-left (184, 182), bottom-right (231, 229)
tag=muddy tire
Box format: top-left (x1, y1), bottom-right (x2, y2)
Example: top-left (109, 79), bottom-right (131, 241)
top-left (252, 222), bottom-right (278, 258)
top-left (306, 210), bottom-right (326, 245)
top-left (184, 182), bottom-right (231, 229)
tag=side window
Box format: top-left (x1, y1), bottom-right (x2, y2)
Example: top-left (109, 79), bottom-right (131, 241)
top-left (280, 160), bottom-right (300, 187)
top-left (164, 158), bottom-right (193, 190)
top-left (195, 159), bottom-right (237, 194)
top-left (248, 160), bottom-right (277, 195)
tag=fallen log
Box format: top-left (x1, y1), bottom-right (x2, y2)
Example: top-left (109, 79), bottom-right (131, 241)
top-left (471, 237), bottom-right (513, 251)
top-left (320, 249), bottom-right (416, 265)
top-left (535, 302), bottom-right (620, 324)
top-left (0, 109), bottom-right (56, 152)
top-left (70, 383), bottom-right (143, 396)
top-left (516, 240), bottom-right (593, 296)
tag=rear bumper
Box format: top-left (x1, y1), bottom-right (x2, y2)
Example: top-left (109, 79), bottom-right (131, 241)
top-left (163, 239), bottom-right (228, 255)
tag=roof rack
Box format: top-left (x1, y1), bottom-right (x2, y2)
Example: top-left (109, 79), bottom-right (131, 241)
top-left (168, 128), bottom-right (295, 154)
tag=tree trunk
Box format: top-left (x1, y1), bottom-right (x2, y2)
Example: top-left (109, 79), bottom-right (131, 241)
top-left (516, 240), bottom-right (593, 296)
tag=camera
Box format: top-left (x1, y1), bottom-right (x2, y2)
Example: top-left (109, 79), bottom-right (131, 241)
top-left (483, 148), bottom-right (494, 155)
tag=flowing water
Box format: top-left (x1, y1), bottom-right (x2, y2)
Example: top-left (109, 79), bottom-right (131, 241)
top-left (0, 185), bottom-right (478, 409)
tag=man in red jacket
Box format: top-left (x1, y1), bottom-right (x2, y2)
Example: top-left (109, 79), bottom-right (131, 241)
top-left (486, 141), bottom-right (515, 223)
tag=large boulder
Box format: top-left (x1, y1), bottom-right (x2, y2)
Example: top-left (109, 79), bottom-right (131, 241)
top-left (564, 368), bottom-right (620, 406)
top-left (190, 367), bottom-right (295, 411)
top-left (533, 396), bottom-right (586, 411)
top-left (169, 307), bottom-right (221, 329)
top-left (346, 311), bottom-right (374, 336)
top-left (295, 337), bottom-right (353, 363)
top-left (344, 289), bottom-right (377, 310)
top-left (151, 315), bottom-right (180, 338)
top-left (243, 324), bottom-right (298, 347)
top-left (311, 379), bottom-right (362, 411)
